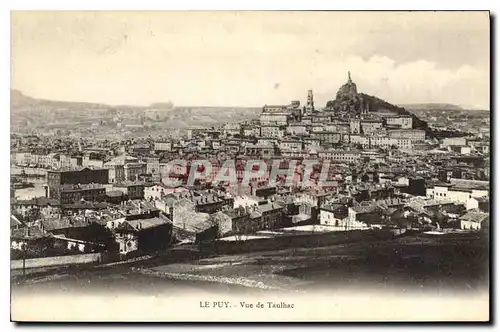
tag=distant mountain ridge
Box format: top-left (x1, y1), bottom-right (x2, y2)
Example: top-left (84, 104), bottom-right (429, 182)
top-left (10, 89), bottom-right (255, 111)
top-left (398, 103), bottom-right (465, 111)
top-left (11, 89), bottom-right (39, 108)
top-left (11, 89), bottom-right (116, 110)
top-left (11, 89), bottom-right (178, 111)
top-left (10, 89), bottom-right (262, 131)
top-left (149, 102), bottom-right (174, 109)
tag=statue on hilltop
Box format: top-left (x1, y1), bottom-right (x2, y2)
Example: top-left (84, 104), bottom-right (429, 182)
top-left (326, 71), bottom-right (363, 114)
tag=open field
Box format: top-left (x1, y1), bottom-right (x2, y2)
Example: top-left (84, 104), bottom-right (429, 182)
top-left (11, 234), bottom-right (489, 297)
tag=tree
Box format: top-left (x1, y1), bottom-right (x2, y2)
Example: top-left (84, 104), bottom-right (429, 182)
top-left (232, 206), bottom-right (250, 242)
top-left (24, 208), bottom-right (41, 225)
top-left (392, 214), bottom-right (413, 235)
top-left (234, 223), bottom-right (249, 242)
top-left (208, 212), bottom-right (230, 240)
top-left (433, 211), bottom-right (449, 229)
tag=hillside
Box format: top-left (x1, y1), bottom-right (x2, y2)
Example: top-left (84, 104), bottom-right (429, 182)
top-left (10, 89), bottom-right (110, 111)
top-left (149, 102), bottom-right (174, 109)
top-left (325, 74), bottom-right (432, 136)
top-left (361, 93), bottom-right (431, 135)
top-left (399, 103), bottom-right (464, 111)
top-left (10, 89), bottom-right (261, 136)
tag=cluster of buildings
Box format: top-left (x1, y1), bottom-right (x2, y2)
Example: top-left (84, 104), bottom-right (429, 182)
top-left (10, 73), bottom-right (490, 261)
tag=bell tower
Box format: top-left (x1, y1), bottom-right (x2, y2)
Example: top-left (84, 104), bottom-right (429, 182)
top-left (305, 89), bottom-right (315, 113)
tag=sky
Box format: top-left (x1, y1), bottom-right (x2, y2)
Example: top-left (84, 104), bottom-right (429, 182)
top-left (11, 11), bottom-right (490, 109)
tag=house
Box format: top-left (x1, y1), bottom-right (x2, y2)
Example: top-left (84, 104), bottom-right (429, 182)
top-left (224, 206), bottom-right (252, 234)
top-left (192, 194), bottom-right (225, 214)
top-left (104, 155), bottom-right (146, 183)
top-left (223, 123), bottom-right (242, 137)
top-left (113, 181), bottom-right (145, 200)
top-left (11, 197), bottom-right (60, 220)
top-left (121, 200), bottom-right (160, 219)
top-left (245, 144), bottom-right (274, 158)
top-left (361, 120), bottom-right (383, 135)
top-left (106, 190), bottom-right (126, 204)
top-left (36, 216), bottom-right (117, 254)
top-left (441, 137), bottom-right (467, 147)
top-left (46, 167), bottom-right (109, 188)
top-left (260, 125), bottom-right (284, 138)
top-left (384, 117), bottom-right (413, 129)
top-left (279, 139), bottom-right (303, 151)
top-left (318, 150), bottom-right (361, 163)
top-left (396, 177), bottom-right (426, 196)
top-left (347, 204), bottom-right (383, 228)
top-left (259, 109), bottom-right (289, 125)
top-left (106, 217), bottom-right (127, 230)
top-left (209, 210), bottom-right (233, 237)
top-left (51, 234), bottom-right (106, 254)
top-left (256, 137), bottom-right (276, 146)
top-left (320, 204), bottom-right (349, 228)
top-left (286, 124), bottom-right (309, 136)
top-left (51, 184), bottom-right (106, 204)
top-left (10, 226), bottom-right (52, 259)
top-left (167, 199), bottom-right (212, 242)
top-left (403, 197), bottom-right (457, 226)
top-left (233, 195), bottom-right (266, 209)
top-left (253, 185), bottom-right (277, 199)
top-left (61, 201), bottom-right (109, 215)
top-left (466, 196), bottom-right (490, 212)
top-left (144, 183), bottom-right (167, 200)
top-left (406, 197), bottom-right (442, 215)
top-left (427, 179), bottom-right (489, 204)
top-left (258, 202), bottom-right (284, 230)
top-left (114, 215), bottom-right (173, 255)
top-left (242, 126), bottom-right (260, 137)
top-left (225, 203), bottom-right (278, 234)
top-left (311, 131), bottom-right (342, 144)
top-left (458, 212), bottom-right (489, 231)
top-left (153, 141), bottom-right (172, 152)
top-left (11, 215), bottom-right (24, 231)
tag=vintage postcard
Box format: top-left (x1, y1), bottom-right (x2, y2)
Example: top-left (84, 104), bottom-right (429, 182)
top-left (10, 11), bottom-right (490, 322)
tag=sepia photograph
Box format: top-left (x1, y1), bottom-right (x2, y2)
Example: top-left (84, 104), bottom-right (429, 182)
top-left (9, 10), bottom-right (490, 322)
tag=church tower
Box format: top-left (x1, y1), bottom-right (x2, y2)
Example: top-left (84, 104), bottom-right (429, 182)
top-left (305, 89), bottom-right (315, 113)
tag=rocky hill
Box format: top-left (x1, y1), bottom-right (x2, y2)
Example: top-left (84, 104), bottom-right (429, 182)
top-left (326, 72), bottom-right (364, 113)
top-left (325, 74), bottom-right (432, 136)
